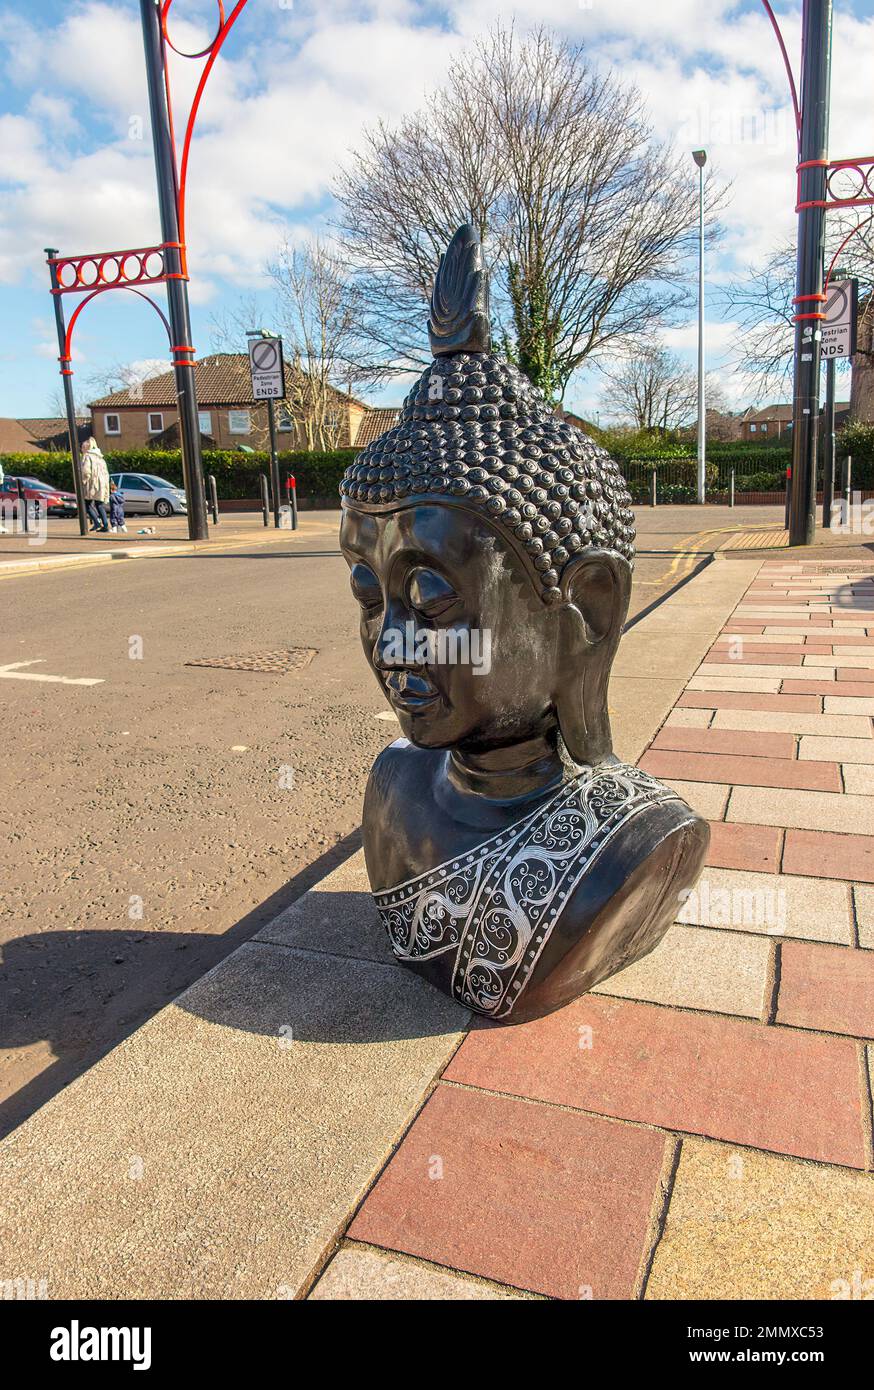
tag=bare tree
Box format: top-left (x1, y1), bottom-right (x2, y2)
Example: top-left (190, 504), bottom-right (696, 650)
top-left (267, 237), bottom-right (370, 450)
top-left (724, 213), bottom-right (874, 399)
top-left (211, 238), bottom-right (376, 451)
top-left (334, 25), bottom-right (724, 399)
top-left (601, 344), bottom-right (703, 430)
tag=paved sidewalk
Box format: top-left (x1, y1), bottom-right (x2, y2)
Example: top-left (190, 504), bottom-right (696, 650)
top-left (3, 556), bottom-right (873, 1300)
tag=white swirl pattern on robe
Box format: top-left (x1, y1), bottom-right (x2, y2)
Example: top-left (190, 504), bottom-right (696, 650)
top-left (373, 762), bottom-right (686, 1018)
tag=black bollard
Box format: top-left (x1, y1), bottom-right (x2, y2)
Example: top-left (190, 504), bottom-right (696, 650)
top-left (17, 479), bottom-right (29, 535)
top-left (260, 473), bottom-right (269, 527)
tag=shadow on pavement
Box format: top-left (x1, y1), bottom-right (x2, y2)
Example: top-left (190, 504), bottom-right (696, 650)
top-left (0, 828), bottom-right (362, 1140)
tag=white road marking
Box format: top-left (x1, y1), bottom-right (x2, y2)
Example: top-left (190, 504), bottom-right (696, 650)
top-left (0, 659), bottom-right (103, 686)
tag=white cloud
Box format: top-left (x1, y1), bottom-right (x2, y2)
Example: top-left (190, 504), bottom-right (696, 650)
top-left (3, 0), bottom-right (874, 415)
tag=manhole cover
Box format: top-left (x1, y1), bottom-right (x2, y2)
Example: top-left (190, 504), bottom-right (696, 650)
top-left (185, 648), bottom-right (317, 674)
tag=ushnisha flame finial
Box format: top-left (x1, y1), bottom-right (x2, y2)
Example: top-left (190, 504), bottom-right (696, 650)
top-left (427, 223), bottom-right (491, 356)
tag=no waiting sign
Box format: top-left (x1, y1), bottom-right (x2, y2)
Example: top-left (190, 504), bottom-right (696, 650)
top-left (821, 279), bottom-right (858, 360)
top-left (248, 336), bottom-right (285, 399)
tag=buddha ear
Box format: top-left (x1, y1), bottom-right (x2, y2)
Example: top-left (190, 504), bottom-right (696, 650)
top-left (554, 550), bottom-right (632, 765)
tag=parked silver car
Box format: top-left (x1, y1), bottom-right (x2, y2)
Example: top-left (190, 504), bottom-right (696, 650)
top-left (109, 473), bottom-right (188, 518)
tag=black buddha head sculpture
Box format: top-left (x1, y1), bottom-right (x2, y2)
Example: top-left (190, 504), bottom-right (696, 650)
top-left (340, 223), bottom-right (636, 768)
top-left (338, 225), bottom-right (706, 1024)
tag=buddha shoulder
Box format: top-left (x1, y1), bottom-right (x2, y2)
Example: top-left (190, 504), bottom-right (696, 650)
top-left (365, 738), bottom-right (440, 807)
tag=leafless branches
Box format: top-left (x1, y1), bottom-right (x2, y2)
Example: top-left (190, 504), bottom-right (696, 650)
top-left (602, 343), bottom-right (703, 430)
top-left (723, 213), bottom-right (874, 400)
top-left (334, 24), bottom-right (725, 398)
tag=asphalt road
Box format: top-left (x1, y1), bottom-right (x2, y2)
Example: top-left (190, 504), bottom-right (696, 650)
top-left (0, 505), bottom-right (785, 1136)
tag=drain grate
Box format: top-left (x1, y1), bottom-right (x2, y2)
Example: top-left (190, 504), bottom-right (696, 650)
top-left (185, 648), bottom-right (317, 674)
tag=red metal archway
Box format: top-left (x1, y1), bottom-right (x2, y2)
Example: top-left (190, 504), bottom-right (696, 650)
top-left (46, 0), bottom-right (251, 538)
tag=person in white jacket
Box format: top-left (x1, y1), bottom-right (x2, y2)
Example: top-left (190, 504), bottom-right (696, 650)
top-left (80, 437), bottom-right (110, 532)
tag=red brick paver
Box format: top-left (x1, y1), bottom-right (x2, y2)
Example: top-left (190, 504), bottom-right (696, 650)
top-left (348, 1084), bottom-right (667, 1300)
top-left (652, 728), bottom-right (796, 759)
top-left (444, 997), bottom-right (867, 1167)
top-left (781, 679), bottom-right (874, 697)
top-left (837, 668), bottom-right (874, 683)
top-left (678, 690), bottom-right (822, 713)
top-left (639, 749), bottom-right (841, 792)
top-left (706, 821), bottom-right (783, 872)
top-left (782, 829), bottom-right (874, 883)
top-left (778, 941), bottom-right (874, 1039)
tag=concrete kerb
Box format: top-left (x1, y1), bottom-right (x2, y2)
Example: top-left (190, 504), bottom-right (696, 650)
top-left (0, 521), bottom-right (334, 580)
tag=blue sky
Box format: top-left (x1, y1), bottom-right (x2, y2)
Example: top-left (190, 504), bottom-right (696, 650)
top-left (2, 0), bottom-right (873, 421)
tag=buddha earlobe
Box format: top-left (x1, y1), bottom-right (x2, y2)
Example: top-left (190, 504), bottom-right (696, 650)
top-left (554, 552), bottom-right (632, 766)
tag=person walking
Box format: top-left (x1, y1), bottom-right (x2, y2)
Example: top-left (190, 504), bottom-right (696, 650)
top-left (81, 437), bottom-right (110, 532)
top-left (109, 479), bottom-right (127, 533)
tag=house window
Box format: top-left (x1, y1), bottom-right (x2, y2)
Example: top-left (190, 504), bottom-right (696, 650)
top-left (761, 423), bottom-right (768, 433)
top-left (147, 412), bottom-right (164, 434)
top-left (198, 411), bottom-right (212, 435)
top-left (228, 409), bottom-right (251, 435)
top-left (104, 413), bottom-right (121, 435)
top-left (277, 408), bottom-right (294, 432)
top-left (749, 424), bottom-right (757, 433)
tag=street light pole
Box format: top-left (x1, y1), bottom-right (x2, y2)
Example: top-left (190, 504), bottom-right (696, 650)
top-left (693, 149), bottom-right (707, 505)
top-left (789, 0), bottom-right (833, 546)
top-left (139, 0), bottom-right (208, 542)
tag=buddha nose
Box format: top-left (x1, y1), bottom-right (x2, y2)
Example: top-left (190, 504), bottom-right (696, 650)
top-left (373, 600), bottom-right (417, 672)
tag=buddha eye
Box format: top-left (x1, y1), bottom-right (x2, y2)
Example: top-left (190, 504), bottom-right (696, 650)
top-left (407, 567), bottom-right (459, 620)
top-left (349, 562), bottom-right (382, 614)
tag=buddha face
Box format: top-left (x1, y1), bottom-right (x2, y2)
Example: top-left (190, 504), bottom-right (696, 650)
top-left (340, 501), bottom-right (564, 751)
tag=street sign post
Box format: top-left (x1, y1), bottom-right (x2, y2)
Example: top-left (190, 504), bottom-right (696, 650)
top-left (247, 336), bottom-right (285, 399)
top-left (247, 333), bottom-right (285, 527)
top-left (821, 278), bottom-right (858, 360)
top-left (820, 277), bottom-right (856, 528)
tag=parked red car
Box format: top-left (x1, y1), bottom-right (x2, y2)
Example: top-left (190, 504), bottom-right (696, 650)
top-left (0, 476), bottom-right (78, 518)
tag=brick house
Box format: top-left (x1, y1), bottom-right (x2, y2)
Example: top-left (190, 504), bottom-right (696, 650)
top-left (0, 417), bottom-right (89, 455)
top-left (740, 403), bottom-right (850, 441)
top-left (850, 297), bottom-right (874, 422)
top-left (88, 353), bottom-right (378, 452)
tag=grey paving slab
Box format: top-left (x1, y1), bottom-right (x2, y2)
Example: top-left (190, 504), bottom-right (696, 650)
top-left (309, 1245), bottom-right (535, 1299)
top-left (687, 675), bottom-right (782, 693)
top-left (664, 708), bottom-right (714, 728)
top-left (254, 849), bottom-right (395, 967)
top-left (841, 764), bottom-right (873, 796)
top-left (711, 710), bottom-right (872, 738)
top-left (0, 943), bottom-right (469, 1299)
top-left (676, 867), bottom-right (852, 944)
top-left (592, 924), bottom-right (770, 1017)
top-left (855, 884), bottom-right (874, 949)
top-left (727, 786), bottom-right (874, 834)
top-left (799, 737), bottom-right (874, 764)
top-left (663, 778), bottom-right (730, 819)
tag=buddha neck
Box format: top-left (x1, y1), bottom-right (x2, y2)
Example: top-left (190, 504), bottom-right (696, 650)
top-left (446, 733), bottom-right (570, 806)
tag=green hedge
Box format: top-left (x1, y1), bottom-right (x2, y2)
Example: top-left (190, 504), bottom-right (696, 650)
top-left (837, 423), bottom-right (874, 483)
top-left (0, 448), bottom-right (358, 500)
top-left (625, 447), bottom-right (791, 473)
